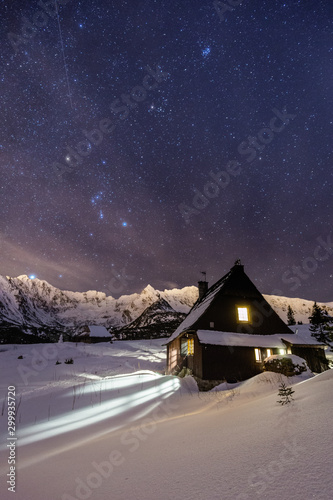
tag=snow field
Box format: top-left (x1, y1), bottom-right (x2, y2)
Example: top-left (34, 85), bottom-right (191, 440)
top-left (0, 340), bottom-right (332, 500)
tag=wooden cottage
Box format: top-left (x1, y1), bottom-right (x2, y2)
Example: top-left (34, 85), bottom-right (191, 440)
top-left (166, 261), bottom-right (327, 382)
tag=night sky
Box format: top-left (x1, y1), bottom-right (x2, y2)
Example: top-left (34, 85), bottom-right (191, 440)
top-left (1, 0), bottom-right (332, 301)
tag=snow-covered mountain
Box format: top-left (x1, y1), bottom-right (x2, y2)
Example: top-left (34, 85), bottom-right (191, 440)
top-left (0, 275), bottom-right (197, 341)
top-left (0, 273), bottom-right (332, 341)
top-left (263, 294), bottom-right (333, 325)
top-left (115, 298), bottom-right (187, 339)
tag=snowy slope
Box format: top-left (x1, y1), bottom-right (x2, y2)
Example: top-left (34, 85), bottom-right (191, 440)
top-left (264, 294), bottom-right (333, 324)
top-left (0, 342), bottom-right (332, 500)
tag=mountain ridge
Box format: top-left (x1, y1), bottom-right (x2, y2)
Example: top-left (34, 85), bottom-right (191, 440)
top-left (0, 274), bottom-right (332, 342)
top-left (115, 297), bottom-right (187, 339)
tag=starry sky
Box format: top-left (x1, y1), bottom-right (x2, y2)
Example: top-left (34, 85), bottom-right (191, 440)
top-left (1, 0), bottom-right (332, 301)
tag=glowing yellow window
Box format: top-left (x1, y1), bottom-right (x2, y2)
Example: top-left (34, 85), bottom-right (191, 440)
top-left (238, 307), bottom-right (249, 322)
top-left (266, 349), bottom-right (272, 357)
top-left (279, 349), bottom-right (286, 355)
top-left (254, 348), bottom-right (261, 362)
top-left (188, 338), bottom-right (194, 356)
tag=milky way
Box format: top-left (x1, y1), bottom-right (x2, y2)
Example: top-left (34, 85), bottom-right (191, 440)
top-left (1, 0), bottom-right (332, 300)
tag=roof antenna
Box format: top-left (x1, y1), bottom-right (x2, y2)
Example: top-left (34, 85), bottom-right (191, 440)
top-left (234, 259), bottom-right (241, 266)
top-left (55, 0), bottom-right (74, 109)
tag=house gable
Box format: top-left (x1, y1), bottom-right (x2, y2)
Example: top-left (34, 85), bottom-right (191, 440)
top-left (168, 263), bottom-right (293, 343)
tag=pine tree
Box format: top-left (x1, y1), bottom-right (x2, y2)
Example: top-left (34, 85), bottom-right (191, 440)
top-left (277, 381), bottom-right (294, 405)
top-left (309, 302), bottom-right (332, 346)
top-left (287, 305), bottom-right (296, 325)
top-left (323, 323), bottom-right (333, 345)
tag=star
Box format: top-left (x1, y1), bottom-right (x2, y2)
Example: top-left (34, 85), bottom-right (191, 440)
top-left (0, 0), bottom-right (331, 301)
top-left (202, 47), bottom-right (211, 58)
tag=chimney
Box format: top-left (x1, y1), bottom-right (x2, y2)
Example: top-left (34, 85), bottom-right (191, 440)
top-left (198, 280), bottom-right (208, 300)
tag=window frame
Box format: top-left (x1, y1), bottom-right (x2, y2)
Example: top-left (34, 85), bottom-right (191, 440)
top-left (254, 348), bottom-right (262, 363)
top-left (236, 305), bottom-right (250, 323)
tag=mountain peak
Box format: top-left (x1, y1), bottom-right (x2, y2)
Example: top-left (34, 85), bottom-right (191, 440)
top-left (142, 284), bottom-right (159, 296)
top-left (145, 297), bottom-right (174, 313)
top-left (14, 275), bottom-right (48, 286)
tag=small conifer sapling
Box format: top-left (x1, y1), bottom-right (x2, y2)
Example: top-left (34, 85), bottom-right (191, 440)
top-left (277, 381), bottom-right (294, 405)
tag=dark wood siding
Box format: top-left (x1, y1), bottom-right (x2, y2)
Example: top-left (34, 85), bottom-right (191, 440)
top-left (167, 334), bottom-right (203, 377)
top-left (187, 335), bottom-right (203, 378)
top-left (193, 294), bottom-right (292, 335)
top-left (201, 345), bottom-right (263, 382)
top-left (168, 334), bottom-right (328, 381)
top-left (288, 345), bottom-right (328, 373)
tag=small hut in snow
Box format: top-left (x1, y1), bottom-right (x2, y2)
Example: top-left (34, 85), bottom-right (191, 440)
top-left (76, 325), bottom-right (112, 343)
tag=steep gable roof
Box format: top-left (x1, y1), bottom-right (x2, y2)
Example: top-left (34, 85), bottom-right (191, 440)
top-left (167, 270), bottom-right (231, 342)
top-left (167, 263), bottom-right (293, 343)
top-left (88, 325), bottom-right (110, 337)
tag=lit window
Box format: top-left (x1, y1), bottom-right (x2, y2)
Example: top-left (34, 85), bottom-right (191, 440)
top-left (266, 349), bottom-right (272, 357)
top-left (279, 349), bottom-right (286, 355)
top-left (254, 348), bottom-right (261, 362)
top-left (238, 307), bottom-right (249, 322)
top-left (188, 338), bottom-right (194, 356)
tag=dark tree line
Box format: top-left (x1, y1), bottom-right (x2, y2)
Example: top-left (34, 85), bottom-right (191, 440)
top-left (309, 302), bottom-right (333, 346)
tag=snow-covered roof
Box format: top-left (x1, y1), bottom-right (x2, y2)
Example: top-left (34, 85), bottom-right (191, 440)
top-left (278, 333), bottom-right (325, 346)
top-left (195, 330), bottom-right (324, 348)
top-left (167, 271), bottom-right (231, 342)
top-left (197, 330), bottom-right (285, 348)
top-left (87, 325), bottom-right (110, 337)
